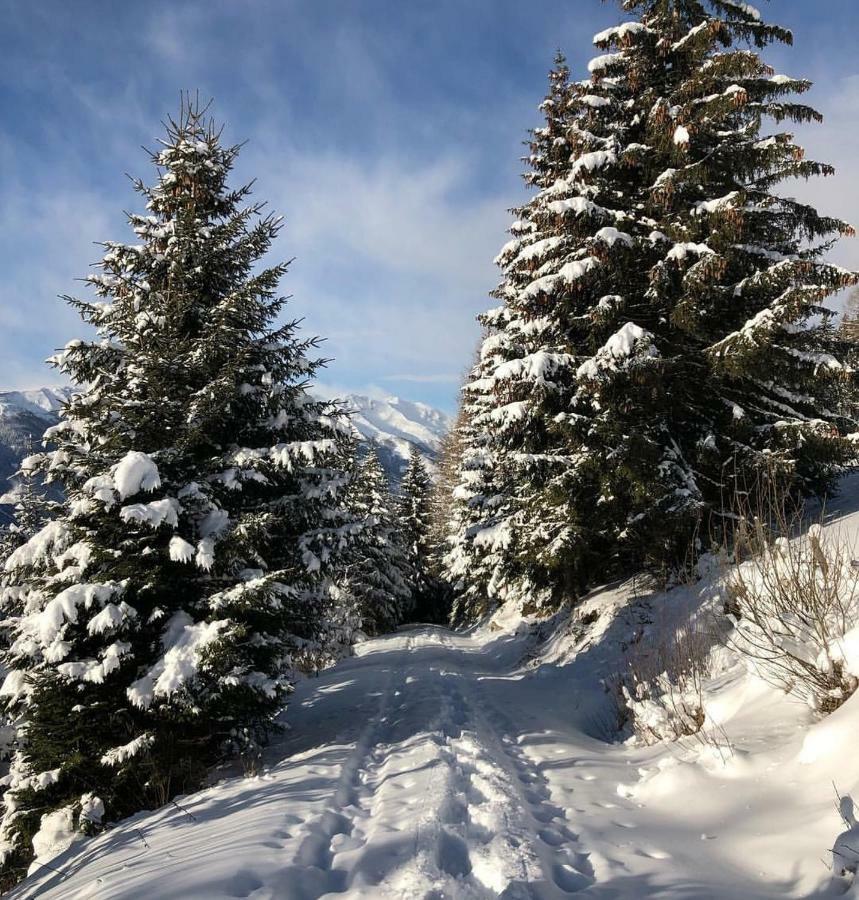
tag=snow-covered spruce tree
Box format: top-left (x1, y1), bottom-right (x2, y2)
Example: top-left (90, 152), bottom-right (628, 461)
top-left (443, 54), bottom-right (593, 618)
top-left (344, 448), bottom-right (412, 635)
top-left (577, 0), bottom-right (856, 563)
top-left (441, 361), bottom-right (492, 624)
top-left (0, 474), bottom-right (55, 813)
top-left (400, 448), bottom-right (431, 583)
top-left (0, 103), bottom-right (357, 882)
top-left (398, 447), bottom-right (439, 620)
top-left (0, 469), bottom-right (57, 647)
top-left (0, 477), bottom-right (51, 564)
top-left (571, 0), bottom-right (857, 566)
top-left (429, 402), bottom-right (468, 556)
top-left (450, 4), bottom-right (857, 619)
top-left (425, 397), bottom-right (468, 622)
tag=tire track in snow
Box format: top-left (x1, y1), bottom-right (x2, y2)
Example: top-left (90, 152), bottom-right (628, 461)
top-left (342, 651), bottom-right (494, 898)
top-left (335, 665), bottom-right (456, 895)
top-left (324, 633), bottom-right (525, 899)
top-left (283, 628), bottom-right (596, 898)
top-left (433, 672), bottom-right (544, 897)
top-left (461, 677), bottom-right (597, 896)
top-left (298, 636), bottom-right (475, 897)
top-left (288, 661), bottom-right (400, 895)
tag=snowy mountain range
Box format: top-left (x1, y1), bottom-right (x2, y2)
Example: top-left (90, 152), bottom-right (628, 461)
top-left (341, 394), bottom-right (452, 483)
top-left (0, 387), bottom-right (451, 502)
top-left (0, 387), bottom-right (74, 502)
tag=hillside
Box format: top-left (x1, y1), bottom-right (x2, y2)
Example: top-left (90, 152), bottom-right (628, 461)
top-left (0, 389), bottom-right (73, 505)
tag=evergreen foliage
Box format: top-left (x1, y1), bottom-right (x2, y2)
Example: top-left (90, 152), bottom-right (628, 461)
top-left (0, 453), bottom-right (55, 573)
top-left (400, 449), bottom-right (432, 587)
top-left (0, 478), bottom-right (51, 563)
top-left (0, 473), bottom-right (54, 800)
top-left (445, 2), bottom-right (858, 620)
top-left (399, 447), bottom-right (447, 622)
top-left (442, 344), bottom-right (518, 624)
top-left (344, 448), bottom-right (413, 635)
top-left (430, 405), bottom-right (469, 557)
top-left (0, 101), bottom-right (357, 882)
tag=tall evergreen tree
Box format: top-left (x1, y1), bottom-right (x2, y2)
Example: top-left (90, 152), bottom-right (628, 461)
top-left (441, 346), bottom-right (517, 623)
top-left (0, 470), bottom-right (54, 784)
top-left (400, 447), bottom-right (432, 589)
top-left (0, 466), bottom-right (57, 630)
top-left (0, 102), bottom-right (357, 882)
top-left (443, 54), bottom-right (585, 618)
top-left (447, 3), bottom-right (857, 620)
top-left (571, 0), bottom-right (856, 568)
top-left (430, 399), bottom-right (469, 557)
top-left (400, 447), bottom-right (450, 622)
top-left (345, 448), bottom-right (412, 635)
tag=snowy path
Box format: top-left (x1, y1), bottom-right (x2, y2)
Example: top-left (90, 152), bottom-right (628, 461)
top-left (272, 628), bottom-right (596, 899)
top-left (15, 622), bottom-right (852, 899)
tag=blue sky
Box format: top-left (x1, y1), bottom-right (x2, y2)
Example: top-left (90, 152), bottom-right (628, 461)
top-left (1, 0), bottom-right (857, 412)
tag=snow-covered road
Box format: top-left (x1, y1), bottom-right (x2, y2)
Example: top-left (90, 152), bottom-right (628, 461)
top-left (298, 627), bottom-right (597, 899)
top-left (16, 620), bottom-right (855, 899)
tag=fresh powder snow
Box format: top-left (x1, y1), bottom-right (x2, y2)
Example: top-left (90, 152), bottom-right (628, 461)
top-left (15, 476), bottom-right (859, 898)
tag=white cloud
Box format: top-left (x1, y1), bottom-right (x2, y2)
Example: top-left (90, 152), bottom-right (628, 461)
top-left (239, 143), bottom-right (510, 394)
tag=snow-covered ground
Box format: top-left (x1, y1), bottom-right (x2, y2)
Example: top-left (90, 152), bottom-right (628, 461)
top-left (14, 491), bottom-right (859, 899)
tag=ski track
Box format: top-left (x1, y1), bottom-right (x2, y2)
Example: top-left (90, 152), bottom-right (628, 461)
top-left (275, 628), bottom-right (599, 899)
top-left (22, 558), bottom-right (859, 900)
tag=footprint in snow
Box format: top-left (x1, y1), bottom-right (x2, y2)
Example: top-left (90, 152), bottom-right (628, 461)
top-left (552, 862), bottom-right (594, 893)
top-left (436, 830), bottom-right (472, 878)
top-left (222, 870), bottom-right (264, 898)
top-left (538, 827), bottom-right (566, 847)
top-left (331, 833), bottom-right (364, 852)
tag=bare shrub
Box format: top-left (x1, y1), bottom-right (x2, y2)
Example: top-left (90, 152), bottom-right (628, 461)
top-left (610, 616), bottom-right (723, 748)
top-left (832, 789), bottom-right (859, 878)
top-left (726, 487), bottom-right (859, 714)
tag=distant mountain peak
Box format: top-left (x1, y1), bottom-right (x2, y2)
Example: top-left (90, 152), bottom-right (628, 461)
top-left (336, 393), bottom-right (452, 485)
top-left (0, 386), bottom-right (451, 497)
top-left (0, 386), bottom-right (74, 419)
